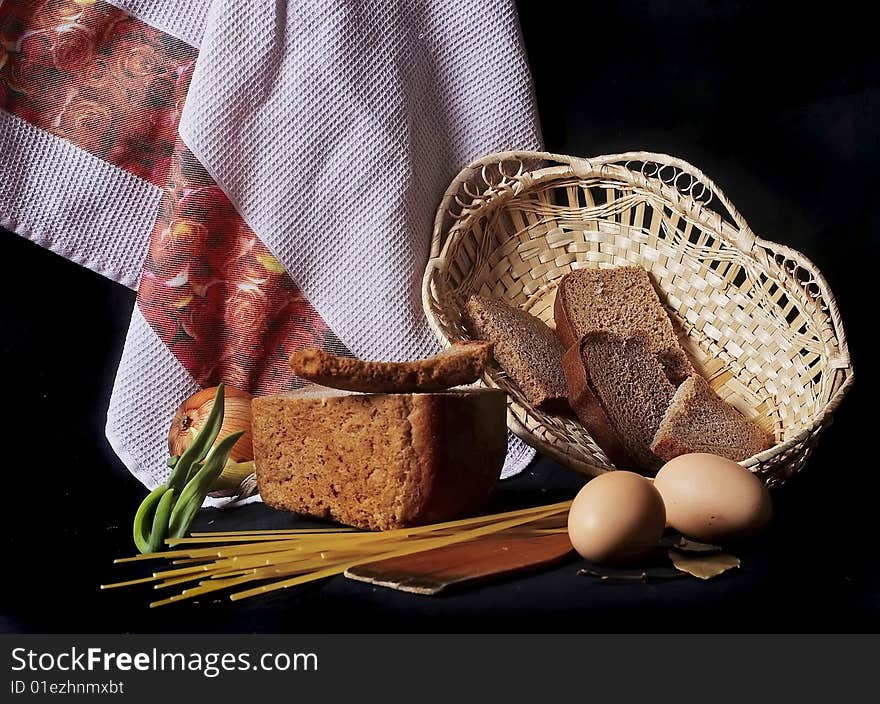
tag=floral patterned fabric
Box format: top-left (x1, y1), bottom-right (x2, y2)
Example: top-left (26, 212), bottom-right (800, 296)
top-left (140, 134), bottom-right (346, 392)
top-left (0, 0), bottom-right (347, 394)
top-left (0, 0), bottom-right (194, 186)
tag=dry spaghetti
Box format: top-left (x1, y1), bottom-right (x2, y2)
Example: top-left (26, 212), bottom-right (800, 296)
top-left (103, 500), bottom-right (572, 607)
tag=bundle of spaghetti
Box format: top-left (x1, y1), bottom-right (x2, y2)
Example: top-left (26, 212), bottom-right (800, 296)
top-left (102, 500), bottom-right (572, 607)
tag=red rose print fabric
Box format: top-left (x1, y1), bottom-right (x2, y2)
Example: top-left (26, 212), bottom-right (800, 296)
top-left (140, 134), bottom-right (348, 393)
top-left (0, 0), bottom-right (348, 395)
top-left (0, 0), bottom-right (195, 186)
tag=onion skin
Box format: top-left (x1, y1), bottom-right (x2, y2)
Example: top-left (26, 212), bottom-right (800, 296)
top-left (168, 386), bottom-right (254, 462)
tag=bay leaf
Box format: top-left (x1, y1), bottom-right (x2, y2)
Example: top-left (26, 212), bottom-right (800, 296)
top-left (668, 549), bottom-right (740, 579)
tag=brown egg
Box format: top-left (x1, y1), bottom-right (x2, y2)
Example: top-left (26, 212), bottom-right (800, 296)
top-left (567, 471), bottom-right (666, 565)
top-left (654, 453), bottom-right (772, 542)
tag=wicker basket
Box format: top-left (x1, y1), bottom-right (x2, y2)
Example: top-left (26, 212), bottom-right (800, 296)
top-left (422, 151), bottom-right (853, 487)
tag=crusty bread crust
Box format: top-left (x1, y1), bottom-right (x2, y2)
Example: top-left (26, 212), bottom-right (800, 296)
top-left (561, 343), bottom-right (639, 470)
top-left (407, 392), bottom-right (504, 524)
top-left (289, 342), bottom-right (493, 393)
top-left (554, 286), bottom-right (579, 351)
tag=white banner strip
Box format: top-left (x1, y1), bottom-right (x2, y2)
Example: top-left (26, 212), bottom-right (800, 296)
top-left (0, 109), bottom-right (162, 289)
top-left (106, 306), bottom-right (200, 489)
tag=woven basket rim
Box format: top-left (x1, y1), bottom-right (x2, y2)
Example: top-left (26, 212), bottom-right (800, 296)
top-left (426, 150), bottom-right (852, 373)
top-left (422, 150), bottom-right (854, 479)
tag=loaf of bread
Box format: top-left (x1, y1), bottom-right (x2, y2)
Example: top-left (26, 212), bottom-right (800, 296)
top-left (554, 266), bottom-right (693, 384)
top-left (253, 387), bottom-right (506, 530)
top-left (289, 342), bottom-right (493, 393)
top-left (463, 295), bottom-right (569, 412)
top-left (651, 375), bottom-right (773, 462)
top-left (563, 330), bottom-right (677, 471)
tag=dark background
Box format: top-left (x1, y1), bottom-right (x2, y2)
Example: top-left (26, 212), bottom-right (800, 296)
top-left (1, 1), bottom-right (877, 632)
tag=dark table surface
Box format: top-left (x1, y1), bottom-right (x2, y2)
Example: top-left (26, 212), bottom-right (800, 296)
top-left (1, 1), bottom-right (877, 633)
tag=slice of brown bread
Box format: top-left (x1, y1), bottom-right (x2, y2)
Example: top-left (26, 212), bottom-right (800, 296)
top-left (554, 266), bottom-right (693, 384)
top-left (289, 342), bottom-right (493, 393)
top-left (651, 375), bottom-right (773, 462)
top-left (561, 343), bottom-right (637, 469)
top-left (564, 330), bottom-right (676, 471)
top-left (463, 295), bottom-right (569, 412)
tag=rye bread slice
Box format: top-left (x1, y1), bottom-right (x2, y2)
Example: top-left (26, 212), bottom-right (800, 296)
top-left (561, 343), bottom-right (637, 469)
top-left (651, 375), bottom-right (773, 462)
top-left (289, 342), bottom-right (493, 393)
top-left (463, 295), bottom-right (569, 412)
top-left (564, 330), bottom-right (677, 471)
top-left (554, 266), bottom-right (693, 384)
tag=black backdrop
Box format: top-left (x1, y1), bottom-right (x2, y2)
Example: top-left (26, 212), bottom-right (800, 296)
top-left (1, 1), bottom-right (877, 632)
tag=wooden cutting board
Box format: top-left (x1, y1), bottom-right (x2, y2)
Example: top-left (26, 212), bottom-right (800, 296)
top-left (344, 533), bottom-right (574, 595)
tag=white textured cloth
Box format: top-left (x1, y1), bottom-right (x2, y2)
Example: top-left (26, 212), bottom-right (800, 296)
top-left (0, 110), bottom-right (160, 289)
top-left (6, 0), bottom-right (544, 487)
top-left (180, 0), bottom-right (542, 363)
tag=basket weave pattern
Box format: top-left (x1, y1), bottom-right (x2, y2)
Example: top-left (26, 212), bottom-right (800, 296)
top-left (422, 151), bottom-right (853, 486)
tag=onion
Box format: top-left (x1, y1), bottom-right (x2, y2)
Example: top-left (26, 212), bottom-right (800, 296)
top-left (168, 386), bottom-right (254, 462)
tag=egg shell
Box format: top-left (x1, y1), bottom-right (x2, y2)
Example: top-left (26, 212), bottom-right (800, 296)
top-left (567, 471), bottom-right (666, 565)
top-left (654, 453), bottom-right (772, 542)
